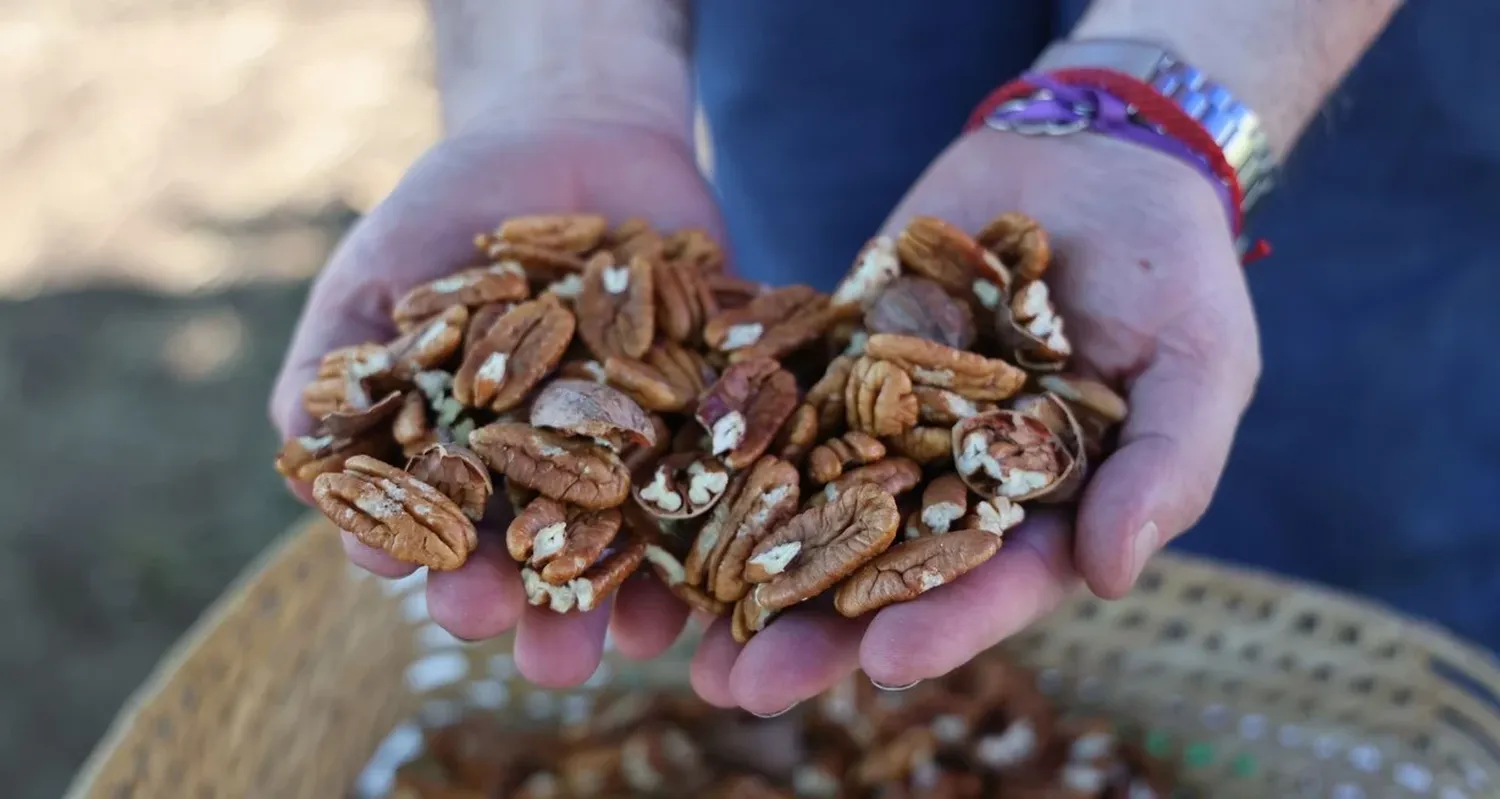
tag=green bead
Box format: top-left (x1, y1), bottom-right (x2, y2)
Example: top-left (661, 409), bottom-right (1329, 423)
top-left (1183, 742), bottom-right (1215, 769)
top-left (1231, 753), bottom-right (1258, 778)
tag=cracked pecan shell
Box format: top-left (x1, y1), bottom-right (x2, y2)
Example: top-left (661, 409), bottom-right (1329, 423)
top-left (864, 276), bottom-right (976, 351)
top-left (530, 379), bottom-right (657, 449)
top-left (952, 410), bottom-right (1072, 502)
top-left (313, 456), bottom-right (477, 570)
top-left (406, 443), bottom-right (493, 522)
top-left (470, 422), bottom-right (631, 510)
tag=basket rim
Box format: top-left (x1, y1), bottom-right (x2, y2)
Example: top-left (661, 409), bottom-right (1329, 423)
top-left (64, 515), bottom-right (1500, 797)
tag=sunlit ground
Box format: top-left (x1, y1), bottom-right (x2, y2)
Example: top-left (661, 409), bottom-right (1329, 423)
top-left (0, 2), bottom-right (440, 795)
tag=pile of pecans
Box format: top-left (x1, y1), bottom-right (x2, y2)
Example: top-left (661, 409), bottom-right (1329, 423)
top-left (386, 656), bottom-right (1173, 798)
top-left (276, 212), bottom-right (1127, 637)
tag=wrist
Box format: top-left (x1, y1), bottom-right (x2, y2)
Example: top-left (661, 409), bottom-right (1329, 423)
top-left (431, 1), bottom-right (694, 144)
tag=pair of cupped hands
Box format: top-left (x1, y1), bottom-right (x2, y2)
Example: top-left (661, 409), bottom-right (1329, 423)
top-left (270, 116), bottom-right (1260, 717)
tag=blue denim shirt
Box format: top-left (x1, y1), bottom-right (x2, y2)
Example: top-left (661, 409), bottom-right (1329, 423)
top-left (694, 1), bottom-right (1500, 650)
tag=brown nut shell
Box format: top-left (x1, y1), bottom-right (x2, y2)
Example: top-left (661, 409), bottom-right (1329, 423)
top-left (864, 276), bottom-right (976, 351)
top-left (997, 280), bottom-right (1071, 370)
top-left (530, 378), bottom-right (656, 449)
top-left (633, 452), bottom-right (731, 520)
top-left (406, 443), bottom-right (493, 522)
top-left (833, 528), bottom-right (1002, 617)
top-left (470, 422), bottom-right (630, 510)
top-left (952, 411), bottom-right (1072, 502)
top-left (313, 456), bottom-right (477, 571)
top-left (747, 483), bottom-right (900, 611)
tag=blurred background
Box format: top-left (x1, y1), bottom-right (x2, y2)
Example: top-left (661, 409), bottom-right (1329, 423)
top-left (1, 1), bottom-right (440, 795)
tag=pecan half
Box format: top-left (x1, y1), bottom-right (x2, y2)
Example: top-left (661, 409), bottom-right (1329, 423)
top-left (997, 280), bottom-right (1071, 371)
top-left (960, 497), bottom-right (1026, 536)
top-left (322, 390), bottom-right (404, 440)
top-left (831, 235), bottom-right (902, 310)
top-left (684, 456), bottom-right (801, 603)
top-left (521, 530), bottom-right (645, 612)
top-left (643, 543), bottom-right (728, 616)
top-left (530, 379), bottom-right (656, 449)
top-left (392, 263), bottom-right (530, 328)
top-left (301, 344), bottom-right (394, 418)
top-left (313, 456), bottom-right (477, 570)
top-left (454, 294), bottom-right (575, 413)
top-left (865, 333), bottom-right (1026, 401)
top-left (816, 457), bottom-right (923, 508)
top-left (976, 211), bottom-right (1050, 282)
top-left (388, 305), bottom-right (468, 380)
top-left (604, 342), bottom-right (717, 412)
top-left (708, 774), bottom-right (794, 799)
top-left (633, 452), bottom-right (731, 520)
top-left (907, 474), bottom-right (969, 539)
top-left (864, 277), bottom-right (976, 351)
top-left (884, 426), bottom-right (952, 466)
top-left (807, 431), bottom-right (887, 484)
top-left (851, 727), bottom-right (938, 788)
top-left (406, 443), bottom-right (493, 521)
top-left (392, 390), bottom-right (436, 457)
top-left (770, 403), bottom-right (820, 466)
top-left (1009, 393), bottom-right (1088, 503)
top-left (606, 217), bottom-right (665, 262)
top-left (894, 216), bottom-right (1012, 309)
top-left (704, 273), bottom-right (762, 310)
top-left (807, 355), bottom-right (855, 435)
top-left (274, 432), bottom-right (391, 483)
top-left (833, 529), bottom-right (1002, 616)
top-left (470, 422), bottom-right (631, 509)
top-left (663, 228), bottom-right (726, 273)
top-left (654, 258), bottom-right (719, 343)
top-left (845, 356), bottom-right (919, 438)
top-left (463, 302), bottom-right (515, 356)
top-left (913, 386), bottom-right (989, 427)
top-left (694, 358), bottom-right (799, 470)
top-left (730, 588), bottom-right (777, 644)
top-left (952, 411), bottom-right (1072, 502)
top-left (746, 483), bottom-right (900, 610)
top-left (622, 413), bottom-right (673, 476)
top-left (576, 252), bottom-right (656, 361)
top-left (1036, 373), bottom-right (1129, 425)
top-left (703, 285), bottom-right (840, 362)
top-left (507, 496), bottom-right (622, 585)
top-left (495, 213), bottom-right (608, 254)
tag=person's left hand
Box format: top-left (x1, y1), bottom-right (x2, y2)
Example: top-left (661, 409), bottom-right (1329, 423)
top-left (687, 128), bottom-right (1262, 715)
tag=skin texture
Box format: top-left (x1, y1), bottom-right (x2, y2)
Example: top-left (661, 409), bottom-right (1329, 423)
top-left (271, 0), bottom-right (1397, 713)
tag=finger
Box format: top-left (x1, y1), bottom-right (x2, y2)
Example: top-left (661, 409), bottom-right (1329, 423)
top-left (1076, 336), bottom-right (1257, 598)
top-left (425, 536), bottom-right (525, 641)
top-left (342, 532), bottom-right (418, 579)
top-left (689, 618), bottom-right (741, 708)
top-left (729, 608), bottom-right (868, 717)
top-left (608, 575), bottom-right (691, 660)
top-left (860, 514), bottom-right (1078, 687)
top-left (514, 599), bottom-right (613, 688)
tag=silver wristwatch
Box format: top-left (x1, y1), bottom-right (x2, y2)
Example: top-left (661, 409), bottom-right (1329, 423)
top-left (1033, 38), bottom-right (1278, 217)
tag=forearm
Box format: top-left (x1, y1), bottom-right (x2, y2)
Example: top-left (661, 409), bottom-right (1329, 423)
top-left (427, 0), bottom-right (693, 139)
top-left (1071, 0), bottom-right (1403, 158)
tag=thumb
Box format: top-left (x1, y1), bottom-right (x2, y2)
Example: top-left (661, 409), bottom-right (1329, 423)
top-left (1074, 329), bottom-right (1259, 598)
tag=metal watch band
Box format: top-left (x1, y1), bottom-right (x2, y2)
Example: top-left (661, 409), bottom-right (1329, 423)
top-left (1033, 39), bottom-right (1277, 217)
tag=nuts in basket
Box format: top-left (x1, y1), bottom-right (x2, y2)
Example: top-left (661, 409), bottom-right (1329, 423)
top-left (381, 654), bottom-right (1175, 798)
top-left (278, 211), bottom-right (1129, 623)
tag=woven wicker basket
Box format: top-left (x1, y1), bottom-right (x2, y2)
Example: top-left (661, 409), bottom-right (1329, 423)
top-left (65, 516), bottom-right (1500, 799)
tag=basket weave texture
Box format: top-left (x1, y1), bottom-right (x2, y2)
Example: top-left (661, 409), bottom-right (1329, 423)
top-left (66, 517), bottom-right (1500, 799)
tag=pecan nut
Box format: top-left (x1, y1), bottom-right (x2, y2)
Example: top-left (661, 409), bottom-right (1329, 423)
top-left (274, 432), bottom-right (391, 483)
top-left (606, 217), bottom-right (665, 262)
top-left (576, 252), bottom-right (656, 361)
top-left (703, 285), bottom-right (842, 362)
top-left (604, 342), bottom-right (718, 413)
top-left (770, 403), bottom-right (820, 466)
top-left (521, 528), bottom-right (645, 612)
top-left (844, 356), bottom-right (919, 438)
top-left (959, 496), bottom-right (1026, 536)
top-left (833, 528), bottom-right (1002, 617)
top-left (998, 280), bottom-right (1071, 371)
top-left (643, 543), bottom-right (728, 616)
top-left (387, 305), bottom-right (468, 380)
top-left (313, 456), bottom-right (477, 570)
top-left (684, 456), bottom-right (801, 603)
top-left (907, 474), bottom-right (969, 539)
top-left (654, 258), bottom-right (719, 343)
top-left (807, 431), bottom-right (887, 484)
top-left (663, 228), bottom-right (726, 273)
top-left (865, 333), bottom-right (1026, 401)
top-left (1036, 373), bottom-right (1129, 425)
top-left (633, 452), bottom-right (731, 520)
top-left (392, 263), bottom-right (530, 329)
top-left (301, 343), bottom-right (394, 418)
top-left (976, 211), bottom-right (1050, 282)
top-left (392, 390), bottom-right (437, 457)
top-left (1009, 393), bottom-right (1089, 503)
top-left (507, 496), bottom-right (622, 585)
top-left (494, 213), bottom-right (608, 254)
top-left (694, 358), bottom-right (799, 470)
top-left (952, 411), bottom-right (1072, 502)
top-left (745, 483), bottom-right (900, 611)
top-left (322, 390), bottom-right (404, 440)
top-left (830, 235), bottom-right (902, 310)
top-left (806, 355), bottom-right (856, 436)
top-left (530, 379), bottom-right (657, 450)
top-left (864, 276), bottom-right (976, 351)
top-left (406, 443), bottom-right (493, 521)
top-left (454, 294), bottom-right (575, 413)
top-left (913, 386), bottom-right (989, 427)
top-left (703, 273), bottom-right (762, 310)
top-left (470, 422), bottom-right (631, 509)
top-left (730, 587), bottom-right (777, 644)
top-left (816, 457), bottom-right (923, 508)
top-left (884, 426), bottom-right (952, 466)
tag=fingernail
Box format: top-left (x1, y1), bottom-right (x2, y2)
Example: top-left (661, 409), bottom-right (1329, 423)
top-left (750, 703), bottom-right (798, 719)
top-left (871, 679), bottom-right (922, 692)
top-left (1130, 521), bottom-right (1160, 585)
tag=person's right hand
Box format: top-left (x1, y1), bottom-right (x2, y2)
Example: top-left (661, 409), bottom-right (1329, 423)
top-left (269, 120), bottom-right (726, 687)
